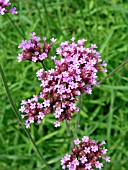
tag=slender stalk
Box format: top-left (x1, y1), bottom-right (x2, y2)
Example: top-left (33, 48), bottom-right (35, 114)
top-left (99, 60), bottom-right (128, 84)
top-left (65, 120), bottom-right (72, 137)
top-left (64, 120), bottom-right (74, 148)
top-left (75, 95), bottom-right (82, 137)
top-left (6, 14), bottom-right (25, 39)
top-left (41, 61), bottom-right (47, 71)
top-left (0, 65), bottom-right (52, 170)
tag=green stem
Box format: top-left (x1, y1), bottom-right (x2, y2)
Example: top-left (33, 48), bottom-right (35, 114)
top-left (41, 61), bottom-right (47, 71)
top-left (75, 95), bottom-right (82, 137)
top-left (99, 60), bottom-right (128, 84)
top-left (65, 120), bottom-right (72, 137)
top-left (64, 120), bottom-right (74, 148)
top-left (0, 65), bottom-right (52, 170)
top-left (6, 14), bottom-right (25, 39)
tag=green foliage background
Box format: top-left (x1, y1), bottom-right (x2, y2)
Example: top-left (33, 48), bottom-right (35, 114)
top-left (0, 0), bottom-right (128, 169)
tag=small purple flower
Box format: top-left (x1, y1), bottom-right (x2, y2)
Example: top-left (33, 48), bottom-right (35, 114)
top-left (105, 156), bottom-right (111, 162)
top-left (74, 139), bottom-right (80, 145)
top-left (80, 156), bottom-right (87, 163)
top-left (102, 147), bottom-right (108, 154)
top-left (43, 99), bottom-right (50, 107)
top-left (85, 163), bottom-right (92, 170)
top-left (95, 161), bottom-right (103, 169)
top-left (84, 147), bottom-right (90, 154)
top-left (82, 136), bottom-right (89, 142)
top-left (54, 121), bottom-right (60, 127)
top-left (91, 145), bottom-right (98, 152)
top-left (0, 0), bottom-right (18, 15)
top-left (9, 7), bottom-right (18, 15)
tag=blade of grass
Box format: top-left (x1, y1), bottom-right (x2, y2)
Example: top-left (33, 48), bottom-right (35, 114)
top-left (35, 1), bottom-right (44, 35)
top-left (42, 0), bottom-right (51, 37)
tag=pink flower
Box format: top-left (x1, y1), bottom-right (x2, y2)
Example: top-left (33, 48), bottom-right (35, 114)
top-left (54, 121), bottom-right (60, 127)
top-left (85, 163), bottom-right (92, 170)
top-left (95, 161), bottom-right (103, 169)
top-left (74, 139), bottom-right (80, 145)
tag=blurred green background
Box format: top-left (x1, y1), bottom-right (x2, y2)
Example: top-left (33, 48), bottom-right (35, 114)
top-left (0, 0), bottom-right (128, 169)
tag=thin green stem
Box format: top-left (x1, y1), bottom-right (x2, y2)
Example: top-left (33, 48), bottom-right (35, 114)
top-left (41, 61), bottom-right (47, 71)
top-left (65, 120), bottom-right (72, 137)
top-left (64, 120), bottom-right (74, 148)
top-left (99, 60), bottom-right (128, 84)
top-left (6, 14), bottom-right (25, 39)
top-left (75, 95), bottom-right (82, 137)
top-left (0, 65), bottom-right (52, 170)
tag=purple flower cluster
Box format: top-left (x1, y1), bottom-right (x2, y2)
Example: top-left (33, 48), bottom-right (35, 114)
top-left (61, 136), bottom-right (110, 170)
top-left (19, 35), bottom-right (107, 128)
top-left (0, 0), bottom-right (17, 15)
top-left (19, 95), bottom-right (44, 128)
top-left (17, 32), bottom-right (56, 62)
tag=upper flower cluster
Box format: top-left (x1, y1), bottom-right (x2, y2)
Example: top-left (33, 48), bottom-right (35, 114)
top-left (18, 35), bottom-right (107, 128)
top-left (17, 32), bottom-right (56, 62)
top-left (61, 136), bottom-right (110, 170)
top-left (0, 0), bottom-right (17, 15)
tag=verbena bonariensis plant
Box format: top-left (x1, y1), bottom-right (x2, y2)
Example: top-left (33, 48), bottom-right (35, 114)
top-left (0, 0), bottom-right (17, 15)
top-left (1, 2), bottom-right (128, 169)
top-left (18, 33), bottom-right (107, 128)
top-left (61, 136), bottom-right (110, 170)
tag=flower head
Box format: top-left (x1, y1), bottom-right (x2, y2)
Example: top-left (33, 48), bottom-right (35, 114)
top-left (19, 95), bottom-right (45, 128)
top-left (17, 33), bottom-right (56, 63)
top-left (61, 136), bottom-right (110, 170)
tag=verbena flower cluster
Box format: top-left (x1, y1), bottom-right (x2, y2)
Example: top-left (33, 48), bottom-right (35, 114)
top-left (17, 32), bottom-right (56, 62)
top-left (0, 0), bottom-right (17, 15)
top-left (18, 34), bottom-right (107, 128)
top-left (61, 136), bottom-right (110, 170)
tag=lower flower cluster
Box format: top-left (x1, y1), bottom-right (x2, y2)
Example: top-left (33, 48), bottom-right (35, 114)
top-left (61, 136), bottom-right (110, 170)
top-left (0, 0), bottom-right (17, 15)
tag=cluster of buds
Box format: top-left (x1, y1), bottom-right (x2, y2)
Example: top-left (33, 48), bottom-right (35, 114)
top-left (18, 35), bottom-right (107, 128)
top-left (61, 136), bottom-right (110, 170)
top-left (17, 32), bottom-right (56, 62)
top-left (0, 0), bottom-right (17, 15)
